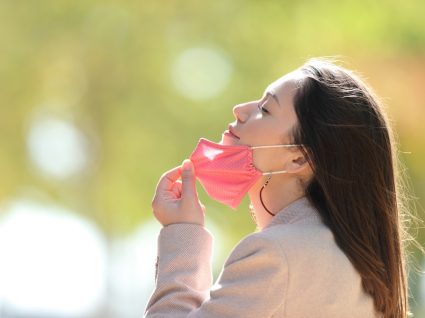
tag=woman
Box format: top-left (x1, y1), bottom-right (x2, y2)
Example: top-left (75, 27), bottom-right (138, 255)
top-left (144, 58), bottom-right (412, 317)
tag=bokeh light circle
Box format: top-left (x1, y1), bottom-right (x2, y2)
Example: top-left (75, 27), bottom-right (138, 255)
top-left (0, 199), bottom-right (107, 317)
top-left (172, 47), bottom-right (233, 101)
top-left (26, 114), bottom-right (89, 179)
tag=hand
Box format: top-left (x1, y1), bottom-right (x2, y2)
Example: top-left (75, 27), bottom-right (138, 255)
top-left (151, 159), bottom-right (205, 226)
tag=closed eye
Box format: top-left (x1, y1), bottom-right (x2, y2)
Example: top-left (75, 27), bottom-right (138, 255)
top-left (258, 102), bottom-right (269, 114)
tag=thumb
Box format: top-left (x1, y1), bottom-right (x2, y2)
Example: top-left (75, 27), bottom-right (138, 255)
top-left (181, 159), bottom-right (197, 200)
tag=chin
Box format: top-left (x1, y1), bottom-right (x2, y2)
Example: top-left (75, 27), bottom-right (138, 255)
top-left (219, 134), bottom-right (240, 146)
top-left (220, 135), bottom-right (240, 146)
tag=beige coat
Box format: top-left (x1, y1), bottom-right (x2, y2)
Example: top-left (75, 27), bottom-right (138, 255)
top-left (144, 197), bottom-right (380, 317)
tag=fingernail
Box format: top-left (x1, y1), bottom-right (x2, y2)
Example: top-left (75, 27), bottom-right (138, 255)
top-left (182, 159), bottom-right (192, 171)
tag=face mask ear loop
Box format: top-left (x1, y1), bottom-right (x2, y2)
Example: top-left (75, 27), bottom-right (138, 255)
top-left (259, 173), bottom-right (275, 216)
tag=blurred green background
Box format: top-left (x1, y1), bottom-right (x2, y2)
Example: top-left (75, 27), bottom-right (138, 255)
top-left (0, 0), bottom-right (424, 317)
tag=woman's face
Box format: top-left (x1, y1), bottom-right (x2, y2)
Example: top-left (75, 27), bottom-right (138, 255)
top-left (221, 70), bottom-right (304, 172)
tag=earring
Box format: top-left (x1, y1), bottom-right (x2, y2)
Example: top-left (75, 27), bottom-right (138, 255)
top-left (259, 174), bottom-right (275, 216)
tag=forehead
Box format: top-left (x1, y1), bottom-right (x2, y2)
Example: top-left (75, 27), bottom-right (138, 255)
top-left (264, 70), bottom-right (304, 104)
top-left (262, 70), bottom-right (304, 139)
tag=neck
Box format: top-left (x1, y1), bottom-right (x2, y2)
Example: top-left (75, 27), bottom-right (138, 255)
top-left (248, 175), bottom-right (305, 230)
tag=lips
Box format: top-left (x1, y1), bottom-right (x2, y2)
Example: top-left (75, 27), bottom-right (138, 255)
top-left (227, 125), bottom-right (240, 139)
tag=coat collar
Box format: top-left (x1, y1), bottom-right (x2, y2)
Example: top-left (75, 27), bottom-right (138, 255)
top-left (264, 196), bottom-right (322, 229)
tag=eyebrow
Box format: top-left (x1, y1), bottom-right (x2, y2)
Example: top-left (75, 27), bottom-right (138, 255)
top-left (264, 92), bottom-right (281, 108)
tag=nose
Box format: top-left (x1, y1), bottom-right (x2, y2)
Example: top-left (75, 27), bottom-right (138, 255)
top-left (232, 103), bottom-right (250, 123)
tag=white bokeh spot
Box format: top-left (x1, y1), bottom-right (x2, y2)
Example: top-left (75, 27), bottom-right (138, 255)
top-left (172, 47), bottom-right (233, 101)
top-left (0, 199), bottom-right (107, 317)
top-left (26, 114), bottom-right (89, 179)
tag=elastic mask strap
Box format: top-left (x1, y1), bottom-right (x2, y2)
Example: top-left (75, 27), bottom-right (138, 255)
top-left (262, 170), bottom-right (287, 176)
top-left (250, 144), bottom-right (303, 150)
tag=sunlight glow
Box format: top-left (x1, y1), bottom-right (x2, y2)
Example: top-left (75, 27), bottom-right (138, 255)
top-left (108, 220), bottom-right (161, 317)
top-left (0, 199), bottom-right (107, 317)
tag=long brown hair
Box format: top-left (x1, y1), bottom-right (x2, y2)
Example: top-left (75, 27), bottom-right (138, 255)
top-left (291, 58), bottom-right (414, 317)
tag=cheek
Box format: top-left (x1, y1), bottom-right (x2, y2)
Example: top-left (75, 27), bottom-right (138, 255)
top-left (276, 115), bottom-right (298, 144)
top-left (252, 149), bottom-right (285, 173)
top-left (248, 120), bottom-right (280, 142)
top-left (252, 151), bottom-right (270, 173)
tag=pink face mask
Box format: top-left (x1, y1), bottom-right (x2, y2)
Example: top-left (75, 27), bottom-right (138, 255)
top-left (189, 138), bottom-right (302, 209)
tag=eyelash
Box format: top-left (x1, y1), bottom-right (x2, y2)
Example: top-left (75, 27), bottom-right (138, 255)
top-left (257, 102), bottom-right (269, 114)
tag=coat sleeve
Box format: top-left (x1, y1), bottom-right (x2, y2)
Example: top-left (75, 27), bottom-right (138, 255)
top-left (144, 223), bottom-right (288, 318)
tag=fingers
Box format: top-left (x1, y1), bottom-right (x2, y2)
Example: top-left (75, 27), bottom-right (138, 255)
top-left (152, 160), bottom-right (205, 226)
top-left (181, 159), bottom-right (197, 200)
top-left (156, 165), bottom-right (182, 192)
top-left (171, 180), bottom-right (182, 198)
top-left (155, 159), bottom-right (198, 204)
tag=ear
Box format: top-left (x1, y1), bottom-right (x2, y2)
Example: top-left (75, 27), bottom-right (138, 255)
top-left (284, 154), bottom-right (310, 174)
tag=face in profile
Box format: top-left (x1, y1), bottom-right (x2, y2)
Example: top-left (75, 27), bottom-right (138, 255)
top-left (221, 70), bottom-right (305, 173)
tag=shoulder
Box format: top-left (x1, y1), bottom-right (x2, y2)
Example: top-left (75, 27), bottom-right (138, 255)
top-left (230, 216), bottom-right (330, 258)
top-left (223, 228), bottom-right (289, 269)
top-left (262, 218), bottom-right (339, 261)
top-left (224, 196), bottom-right (354, 276)
top-left (227, 209), bottom-right (347, 272)
top-left (257, 197), bottom-right (344, 262)
top-left (257, 211), bottom-right (357, 285)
